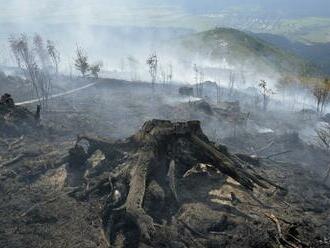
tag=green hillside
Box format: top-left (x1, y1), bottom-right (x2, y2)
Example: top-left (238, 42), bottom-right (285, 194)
top-left (177, 28), bottom-right (319, 76)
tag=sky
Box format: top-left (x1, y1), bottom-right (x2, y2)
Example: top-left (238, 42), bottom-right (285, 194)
top-left (1, 0), bottom-right (330, 26)
top-left (0, 0), bottom-right (182, 25)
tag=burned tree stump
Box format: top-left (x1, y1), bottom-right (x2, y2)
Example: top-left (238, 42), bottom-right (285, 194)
top-left (0, 98), bottom-right (41, 137)
top-left (67, 120), bottom-right (279, 247)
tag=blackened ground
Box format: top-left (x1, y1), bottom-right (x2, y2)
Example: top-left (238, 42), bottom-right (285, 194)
top-left (0, 78), bottom-right (329, 247)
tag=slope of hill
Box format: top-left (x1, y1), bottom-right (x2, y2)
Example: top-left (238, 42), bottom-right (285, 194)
top-left (255, 32), bottom-right (330, 75)
top-left (175, 28), bottom-right (318, 76)
top-left (174, 0), bottom-right (330, 18)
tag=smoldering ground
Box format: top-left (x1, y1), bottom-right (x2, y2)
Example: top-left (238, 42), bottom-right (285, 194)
top-left (0, 1), bottom-right (329, 247)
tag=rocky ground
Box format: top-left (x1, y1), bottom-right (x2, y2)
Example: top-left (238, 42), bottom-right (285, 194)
top-left (0, 79), bottom-right (329, 248)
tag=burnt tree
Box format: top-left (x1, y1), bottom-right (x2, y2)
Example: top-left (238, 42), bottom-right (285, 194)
top-left (67, 120), bottom-right (281, 247)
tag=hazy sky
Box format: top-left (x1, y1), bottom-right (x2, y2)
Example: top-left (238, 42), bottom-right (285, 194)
top-left (0, 0), bottom-right (181, 24)
top-left (1, 0), bottom-right (330, 25)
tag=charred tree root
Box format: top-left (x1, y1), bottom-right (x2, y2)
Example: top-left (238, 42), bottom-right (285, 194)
top-left (0, 135), bottom-right (24, 151)
top-left (264, 213), bottom-right (309, 248)
top-left (324, 165), bottom-right (330, 183)
top-left (0, 151), bottom-right (40, 168)
top-left (67, 120), bottom-right (282, 245)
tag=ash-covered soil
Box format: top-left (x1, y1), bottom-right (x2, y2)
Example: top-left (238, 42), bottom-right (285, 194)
top-left (0, 79), bottom-right (329, 248)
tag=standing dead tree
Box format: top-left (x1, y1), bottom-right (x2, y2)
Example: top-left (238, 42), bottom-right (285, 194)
top-left (216, 79), bottom-right (221, 104)
top-left (199, 70), bottom-right (204, 97)
top-left (193, 64), bottom-right (199, 97)
top-left (74, 46), bottom-right (102, 79)
top-left (159, 63), bottom-right (173, 88)
top-left (47, 40), bottom-right (60, 76)
top-left (146, 53), bottom-right (158, 90)
top-left (167, 63), bottom-right (173, 84)
top-left (74, 46), bottom-right (89, 78)
top-left (239, 70), bottom-right (246, 86)
top-left (193, 64), bottom-right (204, 98)
top-left (259, 80), bottom-right (275, 111)
top-left (33, 34), bottom-right (54, 108)
top-left (160, 66), bottom-right (166, 87)
top-left (89, 62), bottom-right (103, 79)
top-left (9, 34), bottom-right (40, 100)
top-left (228, 71), bottom-right (236, 96)
top-left (127, 56), bottom-right (139, 81)
top-left (312, 78), bottom-right (329, 113)
top-left (33, 34), bottom-right (49, 69)
top-left (9, 33), bottom-right (57, 109)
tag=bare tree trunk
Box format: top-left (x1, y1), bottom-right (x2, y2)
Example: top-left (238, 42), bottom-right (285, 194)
top-left (324, 165), bottom-right (330, 183)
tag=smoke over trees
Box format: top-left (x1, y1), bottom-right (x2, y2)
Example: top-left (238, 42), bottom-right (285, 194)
top-left (146, 53), bottom-right (158, 90)
top-left (259, 80), bottom-right (275, 111)
top-left (47, 40), bottom-right (60, 76)
top-left (228, 71), bottom-right (236, 96)
top-left (74, 46), bottom-right (102, 79)
top-left (194, 64), bottom-right (204, 98)
top-left (74, 46), bottom-right (89, 78)
top-left (9, 33), bottom-right (60, 108)
top-left (127, 56), bottom-right (139, 81)
top-left (89, 62), bottom-right (103, 79)
top-left (312, 78), bottom-right (330, 113)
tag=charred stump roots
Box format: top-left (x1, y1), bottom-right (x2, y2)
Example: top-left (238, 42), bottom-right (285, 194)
top-left (66, 120), bottom-right (279, 246)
